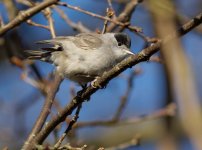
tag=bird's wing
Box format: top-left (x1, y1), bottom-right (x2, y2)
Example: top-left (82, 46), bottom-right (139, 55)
top-left (36, 36), bottom-right (72, 44)
top-left (35, 33), bottom-right (103, 51)
top-left (73, 33), bottom-right (103, 50)
top-left (36, 36), bottom-right (73, 51)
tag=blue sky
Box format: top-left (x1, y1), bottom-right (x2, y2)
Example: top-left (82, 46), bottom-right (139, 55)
top-left (0, 0), bottom-right (201, 149)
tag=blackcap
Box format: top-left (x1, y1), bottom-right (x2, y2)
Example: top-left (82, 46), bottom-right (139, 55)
top-left (25, 32), bottom-right (134, 87)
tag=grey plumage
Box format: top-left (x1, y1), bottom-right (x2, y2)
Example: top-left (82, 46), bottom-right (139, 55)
top-left (25, 32), bottom-right (134, 86)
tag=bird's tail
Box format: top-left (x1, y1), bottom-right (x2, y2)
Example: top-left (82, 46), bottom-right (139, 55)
top-left (25, 38), bottom-right (63, 62)
top-left (24, 50), bottom-right (52, 62)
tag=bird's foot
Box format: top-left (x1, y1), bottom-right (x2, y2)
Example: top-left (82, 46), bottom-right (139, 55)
top-left (91, 77), bottom-right (106, 89)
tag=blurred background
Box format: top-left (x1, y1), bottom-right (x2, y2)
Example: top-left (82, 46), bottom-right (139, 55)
top-left (0, 0), bottom-right (202, 149)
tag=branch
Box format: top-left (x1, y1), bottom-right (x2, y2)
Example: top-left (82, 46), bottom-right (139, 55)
top-left (26, 19), bottom-right (50, 30)
top-left (0, 0), bottom-right (60, 36)
top-left (113, 69), bottom-right (140, 120)
top-left (29, 12), bottom-right (202, 148)
top-left (44, 8), bottom-right (56, 38)
top-left (22, 74), bottom-right (63, 150)
top-left (178, 14), bottom-right (202, 34)
top-left (102, 8), bottom-right (114, 34)
top-left (106, 0), bottom-right (142, 32)
top-left (74, 103), bottom-right (176, 128)
top-left (54, 104), bottom-right (82, 149)
top-left (35, 143), bottom-right (87, 150)
top-left (105, 135), bottom-right (140, 150)
top-left (53, 6), bottom-right (91, 33)
top-left (57, 2), bottom-right (142, 32)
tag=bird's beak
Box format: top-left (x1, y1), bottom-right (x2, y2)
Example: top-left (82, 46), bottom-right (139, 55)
top-left (123, 49), bottom-right (135, 55)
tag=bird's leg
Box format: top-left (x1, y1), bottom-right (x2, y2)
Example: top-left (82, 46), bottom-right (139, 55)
top-left (77, 83), bottom-right (87, 97)
top-left (81, 84), bottom-right (91, 101)
top-left (76, 83), bottom-right (92, 101)
top-left (81, 84), bottom-right (87, 89)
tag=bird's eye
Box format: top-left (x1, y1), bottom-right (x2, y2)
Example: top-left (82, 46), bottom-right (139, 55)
top-left (118, 42), bottom-right (122, 46)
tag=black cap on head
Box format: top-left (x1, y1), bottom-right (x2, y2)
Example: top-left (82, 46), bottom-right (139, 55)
top-left (114, 33), bottom-right (131, 48)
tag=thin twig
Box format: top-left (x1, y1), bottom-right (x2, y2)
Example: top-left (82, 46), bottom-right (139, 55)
top-left (106, 0), bottom-right (142, 32)
top-left (54, 104), bottom-right (82, 149)
top-left (105, 135), bottom-right (140, 150)
top-left (113, 69), bottom-right (141, 120)
top-left (26, 19), bottom-right (50, 30)
top-left (107, 0), bottom-right (115, 14)
top-left (36, 143), bottom-right (87, 150)
top-left (53, 6), bottom-right (91, 33)
top-left (102, 8), bottom-right (114, 34)
top-left (135, 32), bottom-right (159, 43)
top-left (75, 103), bottom-right (176, 128)
top-left (149, 55), bottom-right (163, 63)
top-left (57, 2), bottom-right (142, 32)
top-left (45, 8), bottom-right (56, 38)
top-left (16, 0), bottom-right (34, 7)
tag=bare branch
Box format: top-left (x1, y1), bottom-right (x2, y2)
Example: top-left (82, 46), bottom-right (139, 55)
top-left (22, 74), bottom-right (63, 150)
top-left (107, 0), bottom-right (115, 14)
top-left (149, 55), bottom-right (163, 63)
top-left (106, 0), bottom-right (142, 32)
top-left (113, 69), bottom-right (140, 120)
top-left (53, 6), bottom-right (91, 33)
top-left (26, 19), bottom-right (49, 30)
top-left (54, 104), bottom-right (82, 149)
top-left (102, 8), bottom-right (114, 34)
top-left (44, 8), bottom-right (56, 38)
top-left (0, 0), bottom-right (60, 36)
top-left (57, 2), bottom-right (142, 32)
top-left (75, 103), bottom-right (176, 128)
top-left (105, 135), bottom-right (140, 150)
top-left (35, 143), bottom-right (87, 150)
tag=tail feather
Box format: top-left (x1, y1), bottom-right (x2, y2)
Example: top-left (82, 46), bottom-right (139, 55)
top-left (36, 39), bottom-right (62, 46)
top-left (25, 38), bottom-right (64, 62)
top-left (24, 50), bottom-right (52, 62)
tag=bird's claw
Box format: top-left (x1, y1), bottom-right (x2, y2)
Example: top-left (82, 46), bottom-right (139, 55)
top-left (91, 77), bottom-right (106, 89)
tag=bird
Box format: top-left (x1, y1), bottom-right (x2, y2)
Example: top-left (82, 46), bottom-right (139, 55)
top-left (25, 32), bottom-right (134, 88)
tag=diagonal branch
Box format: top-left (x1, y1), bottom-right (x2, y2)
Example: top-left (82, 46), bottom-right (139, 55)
top-left (27, 12), bottom-right (202, 149)
top-left (22, 74), bottom-right (63, 150)
top-left (54, 103), bottom-right (82, 149)
top-left (0, 0), bottom-right (60, 36)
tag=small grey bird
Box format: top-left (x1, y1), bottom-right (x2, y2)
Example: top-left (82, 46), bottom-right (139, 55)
top-left (25, 32), bottom-right (134, 87)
